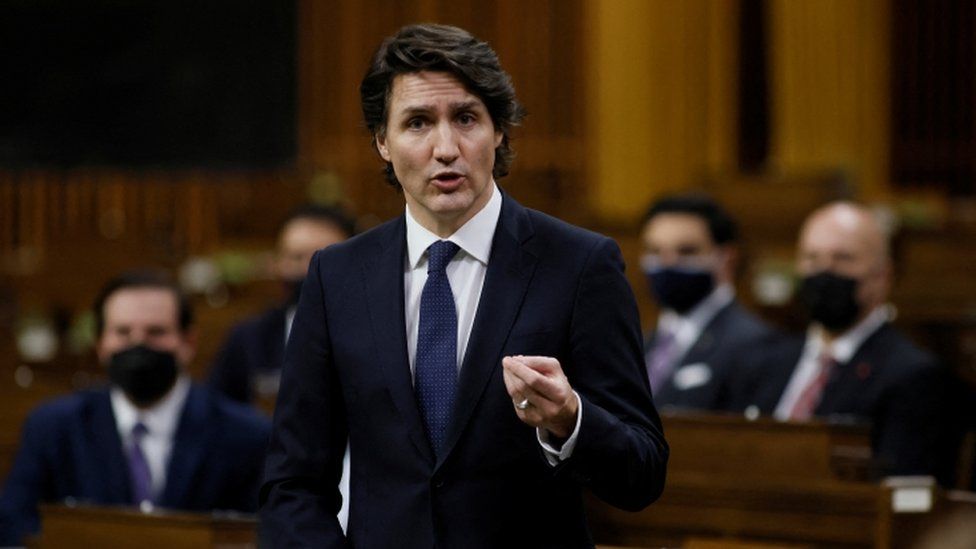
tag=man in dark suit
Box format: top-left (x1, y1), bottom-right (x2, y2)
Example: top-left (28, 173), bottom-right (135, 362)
top-left (731, 201), bottom-right (946, 477)
top-left (260, 24), bottom-right (668, 548)
top-left (208, 204), bottom-right (355, 405)
top-left (0, 271), bottom-right (271, 546)
top-left (640, 193), bottom-right (775, 411)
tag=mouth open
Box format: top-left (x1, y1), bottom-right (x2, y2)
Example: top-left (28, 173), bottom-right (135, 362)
top-left (431, 172), bottom-right (465, 191)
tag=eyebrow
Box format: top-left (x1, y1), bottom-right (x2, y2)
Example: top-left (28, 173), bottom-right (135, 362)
top-left (398, 100), bottom-right (484, 117)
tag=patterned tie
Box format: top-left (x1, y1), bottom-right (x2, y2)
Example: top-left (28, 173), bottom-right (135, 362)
top-left (646, 329), bottom-right (678, 394)
top-left (414, 240), bottom-right (461, 457)
top-left (788, 351), bottom-right (836, 420)
top-left (127, 422), bottom-right (153, 504)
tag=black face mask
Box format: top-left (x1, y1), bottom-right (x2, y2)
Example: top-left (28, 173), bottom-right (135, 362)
top-left (798, 271), bottom-right (862, 333)
top-left (645, 267), bottom-right (716, 314)
top-left (108, 345), bottom-right (179, 407)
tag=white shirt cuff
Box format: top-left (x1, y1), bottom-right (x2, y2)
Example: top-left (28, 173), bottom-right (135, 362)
top-left (537, 391), bottom-right (582, 466)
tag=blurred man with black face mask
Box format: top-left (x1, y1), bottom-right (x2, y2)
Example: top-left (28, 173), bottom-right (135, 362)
top-left (640, 194), bottom-right (776, 411)
top-left (0, 271), bottom-right (271, 546)
top-left (208, 204), bottom-right (355, 406)
top-left (731, 201), bottom-right (948, 479)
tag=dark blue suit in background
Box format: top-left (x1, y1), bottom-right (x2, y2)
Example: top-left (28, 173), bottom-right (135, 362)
top-left (0, 384), bottom-right (271, 545)
top-left (261, 195), bottom-right (669, 548)
top-left (648, 301), bottom-right (774, 411)
top-left (208, 306), bottom-right (287, 404)
top-left (729, 323), bottom-right (947, 478)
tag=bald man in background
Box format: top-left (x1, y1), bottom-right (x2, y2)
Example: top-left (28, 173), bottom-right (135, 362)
top-left (732, 201), bottom-right (947, 478)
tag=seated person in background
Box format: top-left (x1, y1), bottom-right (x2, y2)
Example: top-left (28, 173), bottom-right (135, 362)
top-left (0, 271), bottom-right (271, 546)
top-left (208, 204), bottom-right (355, 405)
top-left (731, 201), bottom-right (946, 478)
top-left (640, 193), bottom-right (776, 411)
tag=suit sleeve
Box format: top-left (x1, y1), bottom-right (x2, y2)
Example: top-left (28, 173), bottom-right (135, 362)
top-left (259, 250), bottom-right (348, 547)
top-left (557, 237), bottom-right (669, 511)
top-left (875, 356), bottom-right (947, 476)
top-left (0, 410), bottom-right (54, 545)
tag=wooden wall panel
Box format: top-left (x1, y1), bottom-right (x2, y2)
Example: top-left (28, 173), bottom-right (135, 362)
top-left (767, 0), bottom-right (890, 200)
top-left (583, 0), bottom-right (740, 225)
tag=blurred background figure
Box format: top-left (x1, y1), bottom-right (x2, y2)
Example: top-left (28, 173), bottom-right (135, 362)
top-left (640, 193), bottom-right (776, 411)
top-left (207, 204), bottom-right (355, 408)
top-left (0, 271), bottom-right (270, 546)
top-left (731, 202), bottom-right (949, 480)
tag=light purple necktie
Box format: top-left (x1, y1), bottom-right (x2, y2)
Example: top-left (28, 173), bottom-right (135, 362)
top-left (127, 422), bottom-right (153, 505)
top-left (646, 330), bottom-right (678, 394)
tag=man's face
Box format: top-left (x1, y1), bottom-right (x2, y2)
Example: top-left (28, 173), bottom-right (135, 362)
top-left (796, 208), bottom-right (889, 312)
top-left (641, 213), bottom-right (727, 280)
top-left (96, 288), bottom-right (194, 368)
top-left (277, 219), bottom-right (348, 282)
top-left (375, 71), bottom-right (503, 237)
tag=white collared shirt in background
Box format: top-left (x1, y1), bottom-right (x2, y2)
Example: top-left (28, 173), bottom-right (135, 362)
top-left (110, 376), bottom-right (191, 500)
top-left (653, 284), bottom-right (735, 365)
top-left (774, 305), bottom-right (891, 420)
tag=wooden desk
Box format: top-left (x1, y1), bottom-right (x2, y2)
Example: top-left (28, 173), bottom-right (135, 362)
top-left (586, 413), bottom-right (970, 549)
top-left (36, 504), bottom-right (257, 549)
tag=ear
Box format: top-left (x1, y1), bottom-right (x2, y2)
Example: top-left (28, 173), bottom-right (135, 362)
top-left (375, 132), bottom-right (391, 162)
top-left (716, 244), bottom-right (739, 284)
top-left (95, 338), bottom-right (110, 366)
top-left (177, 329), bottom-right (198, 369)
top-left (494, 130), bottom-right (503, 149)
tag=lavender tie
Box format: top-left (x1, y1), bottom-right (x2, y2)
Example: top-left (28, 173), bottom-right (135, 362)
top-left (414, 240), bottom-right (460, 457)
top-left (646, 330), bottom-right (678, 394)
top-left (127, 422), bottom-right (153, 505)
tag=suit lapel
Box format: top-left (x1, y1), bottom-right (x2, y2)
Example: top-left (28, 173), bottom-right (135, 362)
top-left (818, 324), bottom-right (885, 414)
top-left (160, 386), bottom-right (210, 507)
top-left (438, 196), bottom-right (536, 468)
top-left (89, 390), bottom-right (132, 503)
top-left (361, 217), bottom-right (434, 463)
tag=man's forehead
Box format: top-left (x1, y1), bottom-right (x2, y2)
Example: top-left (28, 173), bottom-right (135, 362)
top-left (646, 213), bottom-right (712, 242)
top-left (103, 288), bottom-right (179, 321)
top-left (804, 206), bottom-right (877, 243)
top-left (389, 71), bottom-right (484, 109)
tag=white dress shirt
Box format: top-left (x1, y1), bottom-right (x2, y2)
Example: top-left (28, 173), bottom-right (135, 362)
top-left (403, 184), bottom-right (581, 463)
top-left (774, 305), bottom-right (891, 419)
top-left (110, 376), bottom-right (191, 501)
top-left (653, 284), bottom-right (735, 365)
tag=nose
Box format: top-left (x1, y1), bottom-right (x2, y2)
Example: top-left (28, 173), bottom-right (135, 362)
top-left (128, 330), bottom-right (148, 347)
top-left (432, 122), bottom-right (460, 164)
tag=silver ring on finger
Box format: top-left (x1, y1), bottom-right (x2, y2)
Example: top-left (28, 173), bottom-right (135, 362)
top-left (515, 398), bottom-right (531, 410)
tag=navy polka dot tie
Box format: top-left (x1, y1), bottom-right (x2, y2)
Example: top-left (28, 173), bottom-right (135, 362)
top-left (415, 240), bottom-right (460, 457)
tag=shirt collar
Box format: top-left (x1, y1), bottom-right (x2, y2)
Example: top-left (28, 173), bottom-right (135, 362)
top-left (657, 283), bottom-right (735, 336)
top-left (808, 304), bottom-right (891, 363)
top-left (405, 183), bottom-right (502, 269)
top-left (111, 376), bottom-right (191, 440)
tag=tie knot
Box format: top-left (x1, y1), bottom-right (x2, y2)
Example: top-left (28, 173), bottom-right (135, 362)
top-left (426, 241), bottom-right (460, 274)
top-left (132, 422), bottom-right (148, 441)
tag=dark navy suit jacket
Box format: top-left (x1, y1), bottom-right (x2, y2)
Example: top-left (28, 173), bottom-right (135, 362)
top-left (729, 323), bottom-right (947, 478)
top-left (260, 195), bottom-right (669, 548)
top-left (0, 384), bottom-right (271, 545)
top-left (208, 306), bottom-right (287, 403)
top-left (648, 300), bottom-right (775, 411)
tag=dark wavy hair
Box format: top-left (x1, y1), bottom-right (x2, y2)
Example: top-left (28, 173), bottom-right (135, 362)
top-left (360, 23), bottom-right (526, 186)
top-left (641, 193), bottom-right (739, 246)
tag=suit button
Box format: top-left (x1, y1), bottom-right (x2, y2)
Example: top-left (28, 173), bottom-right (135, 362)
top-left (433, 478), bottom-right (445, 489)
